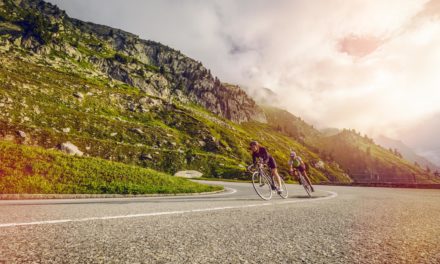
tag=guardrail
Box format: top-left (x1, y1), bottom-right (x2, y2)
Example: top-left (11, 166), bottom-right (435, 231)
top-left (318, 182), bottom-right (440, 189)
top-left (347, 172), bottom-right (438, 184)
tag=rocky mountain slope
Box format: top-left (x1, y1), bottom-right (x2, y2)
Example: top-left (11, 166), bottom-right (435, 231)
top-left (375, 135), bottom-right (439, 172)
top-left (316, 130), bottom-right (437, 183)
top-left (0, 0), bottom-right (265, 123)
top-left (0, 0), bottom-right (437, 186)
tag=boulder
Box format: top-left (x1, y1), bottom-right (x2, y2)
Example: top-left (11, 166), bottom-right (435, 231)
top-left (17, 130), bottom-right (26, 138)
top-left (140, 153), bottom-right (153, 161)
top-left (58, 142), bottom-right (84, 156)
top-left (315, 160), bottom-right (325, 169)
top-left (174, 170), bottom-right (203, 179)
top-left (130, 128), bottom-right (144, 135)
top-left (73, 92), bottom-right (84, 99)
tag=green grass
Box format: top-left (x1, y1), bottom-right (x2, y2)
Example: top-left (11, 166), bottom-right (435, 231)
top-left (0, 140), bottom-right (223, 194)
top-left (0, 54), bottom-right (352, 183)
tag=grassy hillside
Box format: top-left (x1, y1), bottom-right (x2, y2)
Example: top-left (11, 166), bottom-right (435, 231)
top-left (316, 129), bottom-right (440, 184)
top-left (0, 140), bottom-right (222, 194)
top-left (259, 107), bottom-right (436, 183)
top-left (0, 53), bottom-right (350, 183)
top-left (262, 106), bottom-right (321, 142)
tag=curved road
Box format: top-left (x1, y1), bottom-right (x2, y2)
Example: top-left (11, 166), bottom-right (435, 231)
top-left (0, 181), bottom-right (439, 263)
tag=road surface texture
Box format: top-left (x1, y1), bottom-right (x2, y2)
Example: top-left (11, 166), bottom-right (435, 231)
top-left (0, 181), bottom-right (439, 263)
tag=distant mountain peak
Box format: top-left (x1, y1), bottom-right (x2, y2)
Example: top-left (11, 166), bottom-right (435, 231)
top-left (375, 135), bottom-right (440, 171)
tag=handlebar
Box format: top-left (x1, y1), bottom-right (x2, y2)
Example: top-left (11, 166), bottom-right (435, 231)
top-left (247, 159), bottom-right (267, 172)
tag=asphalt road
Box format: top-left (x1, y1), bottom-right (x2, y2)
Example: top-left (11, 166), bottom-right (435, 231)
top-left (0, 181), bottom-right (439, 263)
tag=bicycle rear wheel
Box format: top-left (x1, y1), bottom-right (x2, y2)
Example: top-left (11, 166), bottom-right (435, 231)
top-left (299, 173), bottom-right (312, 198)
top-left (252, 172), bottom-right (273, 200)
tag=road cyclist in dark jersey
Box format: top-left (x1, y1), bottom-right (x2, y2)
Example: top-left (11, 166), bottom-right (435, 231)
top-left (249, 141), bottom-right (284, 193)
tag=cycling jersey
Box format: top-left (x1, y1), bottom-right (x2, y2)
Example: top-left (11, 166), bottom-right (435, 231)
top-left (289, 156), bottom-right (305, 172)
top-left (252, 146), bottom-right (277, 169)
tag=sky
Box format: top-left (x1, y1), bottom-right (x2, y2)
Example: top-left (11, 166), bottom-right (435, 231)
top-left (47, 0), bottom-right (440, 164)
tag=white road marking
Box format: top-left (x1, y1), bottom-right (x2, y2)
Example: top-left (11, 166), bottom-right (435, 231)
top-left (211, 187), bottom-right (237, 196)
top-left (0, 190), bottom-right (337, 228)
top-left (0, 187), bottom-right (238, 206)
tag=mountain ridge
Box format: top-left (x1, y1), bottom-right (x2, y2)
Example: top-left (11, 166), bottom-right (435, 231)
top-left (0, 0), bottom-right (266, 123)
top-left (375, 135), bottom-right (440, 171)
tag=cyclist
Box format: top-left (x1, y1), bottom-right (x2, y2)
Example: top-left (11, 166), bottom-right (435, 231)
top-left (249, 141), bottom-right (283, 193)
top-left (288, 151), bottom-right (315, 192)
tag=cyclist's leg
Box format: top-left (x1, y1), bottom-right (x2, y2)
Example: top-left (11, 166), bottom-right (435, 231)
top-left (295, 170), bottom-right (301, 184)
top-left (271, 168), bottom-right (282, 190)
top-left (268, 157), bottom-right (282, 189)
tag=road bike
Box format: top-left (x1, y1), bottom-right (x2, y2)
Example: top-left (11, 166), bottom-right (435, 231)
top-left (248, 161), bottom-right (288, 200)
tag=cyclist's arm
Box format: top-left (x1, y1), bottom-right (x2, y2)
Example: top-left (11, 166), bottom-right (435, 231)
top-left (288, 159), bottom-right (294, 171)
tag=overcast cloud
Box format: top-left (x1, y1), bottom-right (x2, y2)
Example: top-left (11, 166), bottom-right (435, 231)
top-left (47, 0), bottom-right (440, 157)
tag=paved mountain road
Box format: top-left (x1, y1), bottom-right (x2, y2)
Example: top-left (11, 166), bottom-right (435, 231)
top-left (0, 181), bottom-right (439, 263)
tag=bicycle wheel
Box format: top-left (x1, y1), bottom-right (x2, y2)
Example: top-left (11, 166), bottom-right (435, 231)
top-left (252, 172), bottom-right (273, 200)
top-left (277, 177), bottom-right (288, 199)
top-left (299, 173), bottom-right (312, 197)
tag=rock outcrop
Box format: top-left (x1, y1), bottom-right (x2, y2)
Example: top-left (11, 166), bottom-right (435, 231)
top-left (0, 0), bottom-right (266, 123)
top-left (58, 142), bottom-right (83, 156)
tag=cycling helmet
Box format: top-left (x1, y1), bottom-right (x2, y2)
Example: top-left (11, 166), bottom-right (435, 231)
top-left (290, 151), bottom-right (297, 158)
top-left (249, 141), bottom-right (259, 147)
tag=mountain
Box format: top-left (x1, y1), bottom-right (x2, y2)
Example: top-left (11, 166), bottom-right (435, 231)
top-left (316, 130), bottom-right (439, 183)
top-left (398, 113), bottom-right (440, 168)
top-left (375, 135), bottom-right (440, 172)
top-left (0, 0), bottom-right (436, 188)
top-left (0, 0), bottom-right (266, 124)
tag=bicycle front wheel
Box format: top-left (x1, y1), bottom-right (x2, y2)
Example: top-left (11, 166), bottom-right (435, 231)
top-left (252, 172), bottom-right (273, 200)
top-left (277, 178), bottom-right (288, 199)
top-left (299, 174), bottom-right (312, 198)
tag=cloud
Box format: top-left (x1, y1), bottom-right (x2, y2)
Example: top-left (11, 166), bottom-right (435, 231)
top-left (47, 0), bottom-right (439, 137)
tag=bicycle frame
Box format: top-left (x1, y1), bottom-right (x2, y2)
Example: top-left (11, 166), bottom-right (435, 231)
top-left (256, 163), bottom-right (277, 189)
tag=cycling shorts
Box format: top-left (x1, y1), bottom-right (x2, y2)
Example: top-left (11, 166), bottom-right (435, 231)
top-left (267, 157), bottom-right (277, 169)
